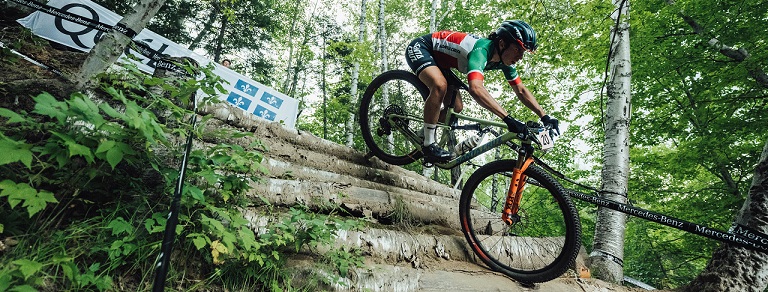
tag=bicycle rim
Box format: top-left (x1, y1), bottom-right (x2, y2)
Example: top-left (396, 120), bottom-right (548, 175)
top-left (459, 159), bottom-right (581, 283)
top-left (359, 70), bottom-right (428, 165)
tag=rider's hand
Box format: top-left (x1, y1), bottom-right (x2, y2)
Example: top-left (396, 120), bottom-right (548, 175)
top-left (540, 115), bottom-right (560, 136)
top-left (503, 115), bottom-right (528, 134)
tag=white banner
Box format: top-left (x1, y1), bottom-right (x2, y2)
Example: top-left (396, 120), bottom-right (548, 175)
top-left (17, 0), bottom-right (298, 128)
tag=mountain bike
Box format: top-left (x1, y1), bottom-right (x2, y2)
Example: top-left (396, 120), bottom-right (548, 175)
top-left (358, 69), bottom-right (582, 283)
top-left (359, 70), bottom-right (768, 284)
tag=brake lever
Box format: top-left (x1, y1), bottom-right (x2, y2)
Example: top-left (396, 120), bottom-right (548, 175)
top-left (524, 121), bottom-right (544, 146)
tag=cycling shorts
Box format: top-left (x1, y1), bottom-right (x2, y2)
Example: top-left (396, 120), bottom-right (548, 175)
top-left (405, 35), bottom-right (436, 76)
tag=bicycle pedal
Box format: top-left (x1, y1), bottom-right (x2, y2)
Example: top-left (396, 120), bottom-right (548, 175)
top-left (422, 161), bottom-right (434, 168)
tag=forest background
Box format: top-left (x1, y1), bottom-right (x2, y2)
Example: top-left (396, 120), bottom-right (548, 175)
top-left (90, 0), bottom-right (768, 288)
top-left (2, 0), bottom-right (767, 290)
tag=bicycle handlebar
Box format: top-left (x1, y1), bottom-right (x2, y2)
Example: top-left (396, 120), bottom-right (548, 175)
top-left (519, 121), bottom-right (556, 155)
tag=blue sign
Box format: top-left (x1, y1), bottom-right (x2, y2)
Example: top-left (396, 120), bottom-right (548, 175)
top-left (260, 92), bottom-right (284, 109)
top-left (235, 79), bottom-right (259, 97)
top-left (226, 92), bottom-right (251, 110)
top-left (253, 105), bottom-right (277, 121)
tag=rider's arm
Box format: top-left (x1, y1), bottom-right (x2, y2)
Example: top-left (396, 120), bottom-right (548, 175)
top-left (503, 67), bottom-right (546, 118)
top-left (510, 82), bottom-right (546, 118)
top-left (465, 46), bottom-right (511, 119)
top-left (466, 78), bottom-right (509, 119)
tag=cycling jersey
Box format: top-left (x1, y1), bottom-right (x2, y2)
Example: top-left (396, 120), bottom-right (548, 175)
top-left (406, 30), bottom-right (522, 86)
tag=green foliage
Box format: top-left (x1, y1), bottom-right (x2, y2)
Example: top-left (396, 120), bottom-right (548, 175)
top-left (206, 206), bottom-right (365, 291)
top-left (0, 180), bottom-right (57, 217)
top-left (324, 246), bottom-right (365, 278)
top-left (0, 87), bottom-right (170, 221)
top-left (0, 60), bottom-right (365, 290)
top-left (0, 59), bottom-right (216, 290)
top-left (614, 0), bottom-right (768, 287)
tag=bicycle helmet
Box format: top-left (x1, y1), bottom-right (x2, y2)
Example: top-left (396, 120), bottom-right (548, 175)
top-left (493, 20), bottom-right (538, 52)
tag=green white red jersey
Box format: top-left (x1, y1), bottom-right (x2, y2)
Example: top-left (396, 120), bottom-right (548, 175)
top-left (426, 30), bottom-right (522, 86)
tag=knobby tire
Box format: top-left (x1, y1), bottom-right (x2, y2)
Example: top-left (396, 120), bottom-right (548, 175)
top-left (359, 70), bottom-right (429, 165)
top-left (459, 159), bottom-right (581, 283)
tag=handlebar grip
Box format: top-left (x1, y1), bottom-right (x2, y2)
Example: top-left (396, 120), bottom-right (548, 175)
top-left (526, 121), bottom-right (542, 128)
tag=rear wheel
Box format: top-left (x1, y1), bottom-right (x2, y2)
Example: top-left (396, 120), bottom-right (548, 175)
top-left (359, 70), bottom-right (428, 165)
top-left (459, 159), bottom-right (581, 283)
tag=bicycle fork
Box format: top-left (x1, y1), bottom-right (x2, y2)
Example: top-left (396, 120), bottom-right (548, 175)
top-left (502, 153), bottom-right (534, 225)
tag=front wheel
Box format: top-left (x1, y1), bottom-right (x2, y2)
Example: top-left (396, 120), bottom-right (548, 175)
top-left (459, 159), bottom-right (581, 283)
top-left (359, 70), bottom-right (429, 165)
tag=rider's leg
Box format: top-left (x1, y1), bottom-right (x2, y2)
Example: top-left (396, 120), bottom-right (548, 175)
top-left (419, 66), bottom-right (447, 146)
top-left (418, 66), bottom-right (451, 161)
top-left (439, 88), bottom-right (462, 123)
top-left (453, 90), bottom-right (464, 113)
top-left (404, 35), bottom-right (451, 161)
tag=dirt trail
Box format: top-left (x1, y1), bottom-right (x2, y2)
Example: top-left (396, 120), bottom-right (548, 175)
top-left (418, 260), bottom-right (639, 292)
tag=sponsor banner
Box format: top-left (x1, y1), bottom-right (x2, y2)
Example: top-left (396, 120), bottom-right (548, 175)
top-left (214, 67), bottom-right (298, 127)
top-left (16, 0), bottom-right (298, 128)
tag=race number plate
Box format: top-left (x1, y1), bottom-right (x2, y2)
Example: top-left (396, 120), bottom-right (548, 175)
top-left (537, 130), bottom-right (554, 152)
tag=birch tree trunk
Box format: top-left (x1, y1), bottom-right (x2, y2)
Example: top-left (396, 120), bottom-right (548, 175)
top-left (346, 0), bottom-right (367, 147)
top-left (378, 0), bottom-right (393, 153)
top-left (281, 1), bottom-right (302, 93)
top-left (429, 0), bottom-right (439, 32)
top-left (73, 0), bottom-right (167, 89)
top-left (377, 0), bottom-right (388, 86)
top-left (321, 24), bottom-right (328, 139)
top-left (682, 139), bottom-right (768, 291)
top-left (588, 0), bottom-right (631, 283)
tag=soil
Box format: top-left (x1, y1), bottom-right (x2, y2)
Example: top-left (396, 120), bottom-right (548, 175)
top-left (0, 22), bottom-right (84, 102)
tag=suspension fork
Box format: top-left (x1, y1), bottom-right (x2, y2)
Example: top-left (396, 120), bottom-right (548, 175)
top-left (501, 152), bottom-right (534, 225)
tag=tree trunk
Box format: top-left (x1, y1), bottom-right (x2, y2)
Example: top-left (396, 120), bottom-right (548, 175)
top-left (212, 13), bottom-right (228, 63)
top-left (378, 0), bottom-right (392, 153)
top-left (429, 0), bottom-right (439, 32)
top-left (449, 131), bottom-right (460, 187)
top-left (73, 0), bottom-right (167, 90)
top-left (187, 1), bottom-right (220, 51)
top-left (683, 139), bottom-right (768, 291)
top-left (346, 0), bottom-right (367, 147)
top-left (281, 1), bottom-right (303, 93)
top-left (377, 0), bottom-right (388, 84)
top-left (321, 24), bottom-right (328, 140)
top-left (588, 0), bottom-right (631, 283)
top-left (436, 0), bottom-right (455, 28)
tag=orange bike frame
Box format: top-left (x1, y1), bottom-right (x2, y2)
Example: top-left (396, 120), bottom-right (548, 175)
top-left (502, 156), bottom-right (534, 224)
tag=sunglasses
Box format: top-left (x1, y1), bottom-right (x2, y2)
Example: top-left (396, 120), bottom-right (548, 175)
top-left (514, 38), bottom-right (534, 53)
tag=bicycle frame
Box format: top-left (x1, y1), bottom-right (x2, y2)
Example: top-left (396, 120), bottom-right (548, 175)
top-left (388, 107), bottom-right (524, 169)
top-left (387, 104), bottom-right (538, 225)
top-left (376, 69), bottom-right (544, 226)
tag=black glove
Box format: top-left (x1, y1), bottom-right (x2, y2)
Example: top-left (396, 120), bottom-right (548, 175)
top-left (503, 115), bottom-right (528, 134)
top-left (540, 115), bottom-right (560, 136)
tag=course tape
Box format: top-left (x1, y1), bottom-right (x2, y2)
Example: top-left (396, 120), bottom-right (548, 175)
top-left (0, 40), bottom-right (64, 76)
top-left (7, 0), bottom-right (185, 74)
